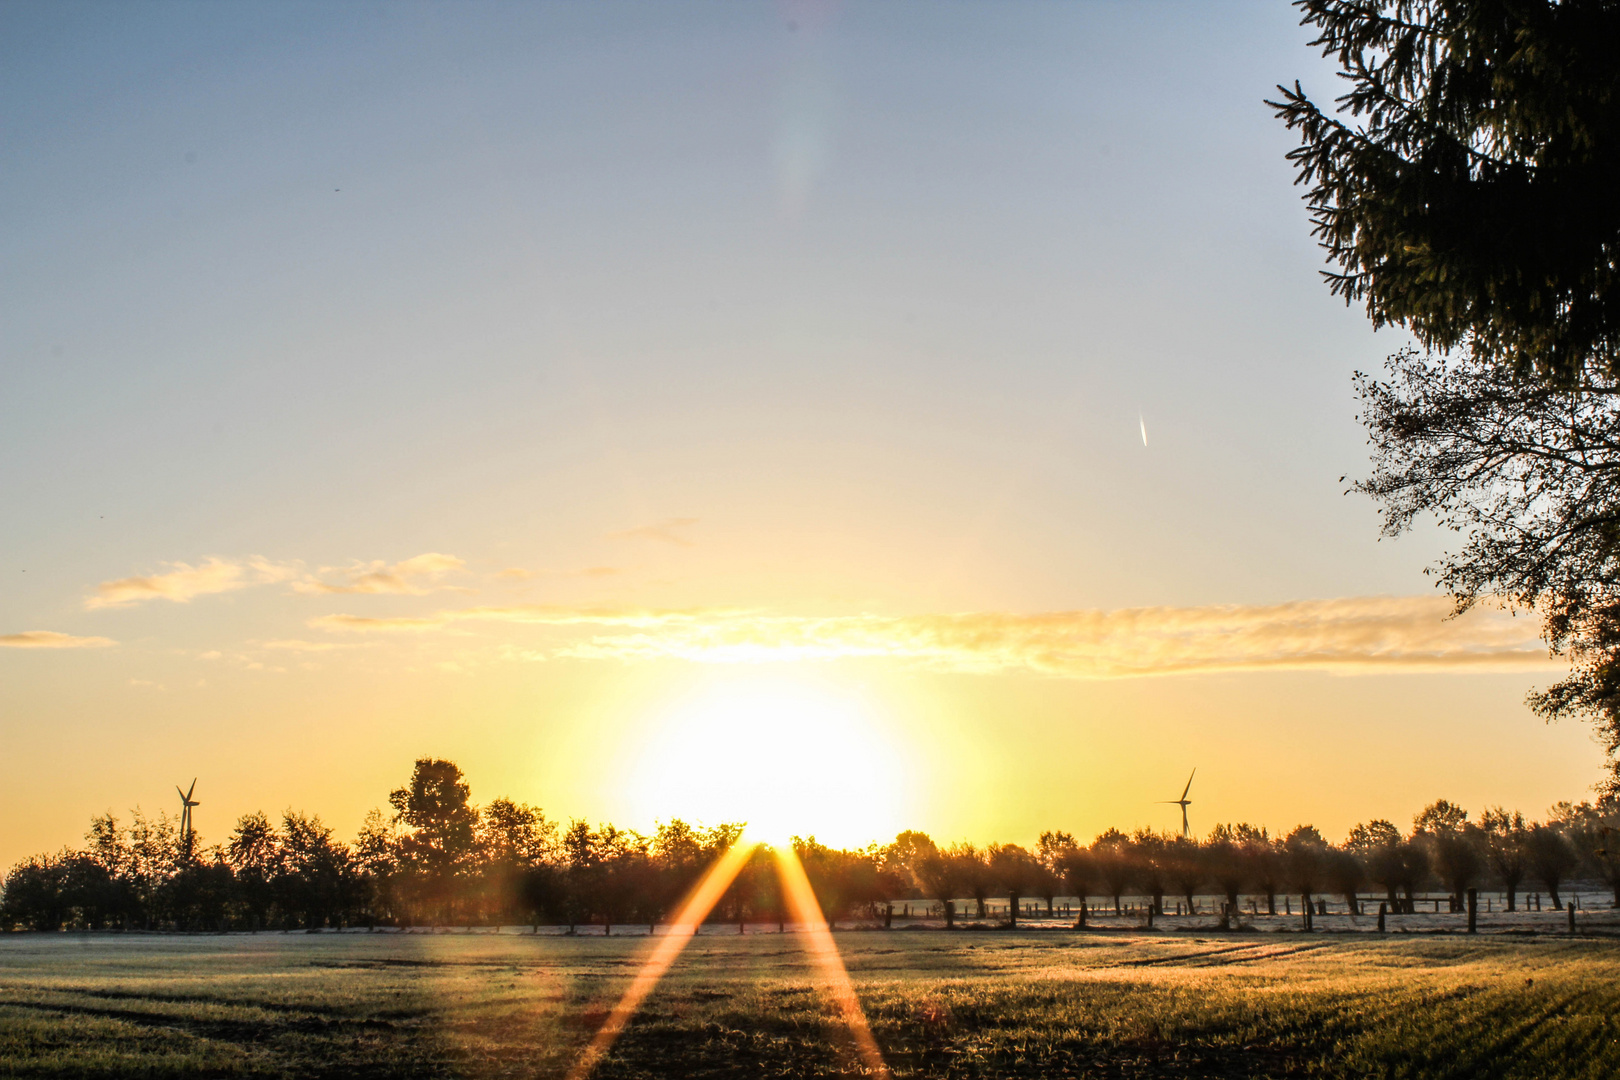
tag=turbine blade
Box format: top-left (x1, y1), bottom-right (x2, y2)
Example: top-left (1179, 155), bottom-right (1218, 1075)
top-left (1181, 769), bottom-right (1196, 801)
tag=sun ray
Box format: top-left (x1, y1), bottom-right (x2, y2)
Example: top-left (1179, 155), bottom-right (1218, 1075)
top-left (775, 845), bottom-right (892, 1078)
top-left (565, 839), bottom-right (892, 1080)
top-left (564, 839), bottom-right (757, 1080)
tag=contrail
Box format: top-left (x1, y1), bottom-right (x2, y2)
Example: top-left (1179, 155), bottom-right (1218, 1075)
top-left (1139, 413), bottom-right (1148, 447)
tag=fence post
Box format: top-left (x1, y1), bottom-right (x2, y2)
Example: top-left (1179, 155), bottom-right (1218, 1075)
top-left (1467, 889), bottom-right (1477, 934)
top-left (1569, 904), bottom-right (1577, 935)
top-left (1377, 902), bottom-right (1386, 932)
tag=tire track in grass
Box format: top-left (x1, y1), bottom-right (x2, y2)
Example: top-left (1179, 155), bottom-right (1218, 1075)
top-left (1490, 985), bottom-right (1615, 1076)
top-left (1108, 941), bottom-right (1331, 969)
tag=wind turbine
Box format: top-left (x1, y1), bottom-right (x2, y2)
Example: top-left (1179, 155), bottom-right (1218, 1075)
top-left (1158, 769), bottom-right (1195, 838)
top-left (176, 779), bottom-right (199, 863)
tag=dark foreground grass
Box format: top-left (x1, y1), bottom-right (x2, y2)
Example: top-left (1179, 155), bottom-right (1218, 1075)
top-left (3, 929), bottom-right (1619, 1078)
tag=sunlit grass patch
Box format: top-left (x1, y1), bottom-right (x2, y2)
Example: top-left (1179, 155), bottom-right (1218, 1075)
top-left (3, 931), bottom-right (1620, 1077)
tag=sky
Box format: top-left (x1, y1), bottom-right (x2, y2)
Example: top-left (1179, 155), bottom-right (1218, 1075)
top-left (0, 0), bottom-right (1604, 868)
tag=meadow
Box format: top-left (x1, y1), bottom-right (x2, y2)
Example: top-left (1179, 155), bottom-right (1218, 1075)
top-left (5, 919), bottom-right (1620, 1079)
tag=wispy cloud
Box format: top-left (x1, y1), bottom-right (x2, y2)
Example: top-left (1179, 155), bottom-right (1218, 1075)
top-left (296, 553), bottom-right (466, 595)
top-left (496, 565), bottom-right (618, 582)
top-left (86, 557), bottom-right (299, 610)
top-left (260, 638), bottom-right (377, 652)
top-left (307, 596), bottom-right (1559, 678)
top-left (309, 606), bottom-right (716, 634)
top-left (550, 598), bottom-right (1558, 676)
top-left (608, 518), bottom-right (698, 547)
top-left (0, 630), bottom-right (116, 649)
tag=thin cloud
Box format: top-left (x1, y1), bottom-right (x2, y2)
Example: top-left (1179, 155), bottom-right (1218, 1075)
top-left (86, 557), bottom-right (299, 610)
top-left (296, 553), bottom-right (466, 596)
top-left (496, 565), bottom-right (618, 581)
top-left (0, 630), bottom-right (116, 649)
top-left (310, 614), bottom-right (454, 633)
top-left (261, 639), bottom-right (378, 652)
top-left (309, 605), bottom-right (718, 634)
top-left (608, 517), bottom-right (698, 547)
top-left (552, 598), bottom-right (1559, 676)
top-left (305, 596), bottom-right (1560, 678)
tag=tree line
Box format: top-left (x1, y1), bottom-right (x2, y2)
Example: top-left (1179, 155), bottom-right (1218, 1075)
top-left (5, 759), bottom-right (1619, 932)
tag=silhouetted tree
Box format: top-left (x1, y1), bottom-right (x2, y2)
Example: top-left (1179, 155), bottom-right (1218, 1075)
top-left (59, 851), bottom-right (116, 930)
top-left (1274, 0), bottom-right (1620, 784)
top-left (1233, 824), bottom-right (1280, 915)
top-left (1555, 799), bottom-right (1620, 906)
top-left (1526, 822), bottom-right (1579, 909)
top-left (1050, 838), bottom-right (1095, 916)
top-left (594, 824), bottom-right (650, 931)
top-left (1036, 830), bottom-right (1080, 915)
top-left (518, 863), bottom-right (562, 931)
top-left (1350, 819), bottom-right (1423, 913)
top-left (1284, 825), bottom-right (1329, 917)
top-left (1479, 807), bottom-right (1529, 911)
top-left (390, 758), bottom-right (478, 925)
top-left (161, 855), bottom-right (234, 931)
top-left (1205, 825), bottom-right (1249, 913)
top-left (912, 842), bottom-right (961, 929)
top-left (477, 799), bottom-right (557, 923)
top-left (352, 808), bottom-right (399, 927)
top-left (82, 813), bottom-right (137, 928)
top-left (1272, 0), bottom-right (1620, 386)
top-left (1031, 831), bottom-right (1070, 916)
top-left (1092, 829), bottom-right (1133, 915)
top-left (1165, 836), bottom-right (1203, 913)
top-left (987, 844), bottom-right (1041, 927)
top-left (1325, 847), bottom-right (1365, 915)
top-left (277, 811), bottom-right (352, 930)
top-left (949, 844), bottom-right (991, 919)
top-left (226, 811), bottom-right (280, 931)
top-left (1129, 830), bottom-right (1170, 916)
top-left (0, 854), bottom-right (70, 930)
top-left (795, 836), bottom-right (883, 923)
top-left (1415, 800), bottom-right (1485, 910)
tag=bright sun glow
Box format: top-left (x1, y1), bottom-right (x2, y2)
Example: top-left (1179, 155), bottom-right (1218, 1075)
top-left (626, 677), bottom-right (909, 848)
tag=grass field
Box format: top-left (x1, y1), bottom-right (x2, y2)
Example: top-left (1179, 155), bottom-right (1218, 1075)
top-left (4, 926), bottom-right (1620, 1079)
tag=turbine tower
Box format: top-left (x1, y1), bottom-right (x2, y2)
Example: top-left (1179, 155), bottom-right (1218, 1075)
top-left (176, 779), bottom-right (199, 863)
top-left (1157, 769), bottom-right (1195, 838)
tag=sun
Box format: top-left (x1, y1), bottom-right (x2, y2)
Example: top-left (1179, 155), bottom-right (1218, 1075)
top-left (625, 676), bottom-right (909, 848)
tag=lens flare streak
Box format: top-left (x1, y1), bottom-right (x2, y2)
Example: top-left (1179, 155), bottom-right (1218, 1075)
top-left (775, 845), bottom-right (892, 1078)
top-left (563, 840), bottom-right (756, 1080)
top-left (565, 841), bottom-right (890, 1080)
